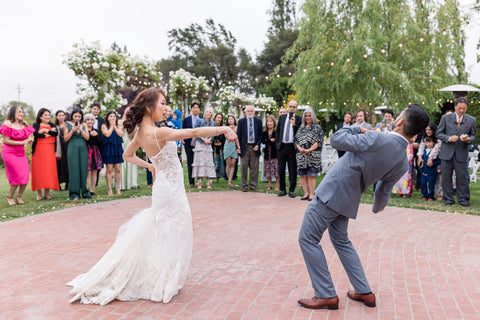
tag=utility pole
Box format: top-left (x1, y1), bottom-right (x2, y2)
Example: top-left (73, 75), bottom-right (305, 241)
top-left (15, 83), bottom-right (23, 101)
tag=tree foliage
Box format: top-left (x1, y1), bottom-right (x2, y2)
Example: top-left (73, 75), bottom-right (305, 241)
top-left (285, 0), bottom-right (467, 114)
top-left (167, 19), bottom-right (247, 93)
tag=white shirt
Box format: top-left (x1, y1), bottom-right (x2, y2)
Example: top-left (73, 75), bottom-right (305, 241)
top-left (282, 116), bottom-right (294, 143)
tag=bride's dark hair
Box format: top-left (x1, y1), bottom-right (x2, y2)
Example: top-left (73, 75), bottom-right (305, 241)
top-left (124, 88), bottom-right (166, 134)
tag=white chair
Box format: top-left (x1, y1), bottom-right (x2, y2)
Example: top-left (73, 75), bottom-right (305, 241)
top-left (321, 143), bottom-right (338, 174)
top-left (469, 151), bottom-right (479, 182)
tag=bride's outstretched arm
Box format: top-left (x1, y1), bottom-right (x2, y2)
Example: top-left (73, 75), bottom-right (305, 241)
top-left (123, 136), bottom-right (155, 176)
top-left (157, 126), bottom-right (237, 143)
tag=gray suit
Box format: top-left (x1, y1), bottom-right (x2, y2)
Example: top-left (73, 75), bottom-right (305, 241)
top-left (436, 113), bottom-right (477, 205)
top-left (299, 126), bottom-right (408, 298)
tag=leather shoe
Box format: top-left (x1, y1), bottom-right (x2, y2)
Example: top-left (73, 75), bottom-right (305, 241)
top-left (288, 192), bottom-right (295, 198)
top-left (298, 296), bottom-right (339, 310)
top-left (347, 290), bottom-right (376, 307)
top-left (242, 187), bottom-right (248, 192)
top-left (460, 203), bottom-right (469, 207)
top-left (300, 196), bottom-right (309, 200)
top-left (278, 191), bottom-right (287, 197)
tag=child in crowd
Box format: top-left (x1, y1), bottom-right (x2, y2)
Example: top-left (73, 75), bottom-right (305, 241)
top-left (420, 136), bottom-right (441, 201)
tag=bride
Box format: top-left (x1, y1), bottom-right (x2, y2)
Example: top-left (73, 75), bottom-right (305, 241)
top-left (68, 88), bottom-right (236, 305)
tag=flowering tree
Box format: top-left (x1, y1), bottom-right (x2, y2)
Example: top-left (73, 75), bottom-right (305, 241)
top-left (217, 85), bottom-right (277, 118)
top-left (64, 40), bottom-right (163, 112)
top-left (167, 69), bottom-right (212, 115)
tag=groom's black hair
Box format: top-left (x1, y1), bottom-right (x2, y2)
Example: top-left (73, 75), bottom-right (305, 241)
top-left (402, 104), bottom-right (430, 138)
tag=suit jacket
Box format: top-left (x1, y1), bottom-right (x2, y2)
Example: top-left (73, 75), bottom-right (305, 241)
top-left (315, 126), bottom-right (408, 219)
top-left (275, 114), bottom-right (302, 151)
top-left (182, 115), bottom-right (202, 146)
top-left (437, 113), bottom-right (477, 162)
top-left (94, 116), bottom-right (104, 131)
top-left (237, 116), bottom-right (263, 157)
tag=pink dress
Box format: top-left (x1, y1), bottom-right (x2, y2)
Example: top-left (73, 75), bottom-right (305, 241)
top-left (0, 124), bottom-right (35, 185)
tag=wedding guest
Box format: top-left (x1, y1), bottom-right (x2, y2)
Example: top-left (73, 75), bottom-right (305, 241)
top-left (182, 102), bottom-right (202, 187)
top-left (224, 115), bottom-right (241, 187)
top-left (335, 112), bottom-right (352, 158)
top-left (192, 107), bottom-right (216, 189)
top-left (120, 107), bottom-right (139, 190)
top-left (393, 141), bottom-right (414, 198)
top-left (375, 109), bottom-right (395, 132)
top-left (0, 105), bottom-right (34, 206)
top-left (213, 113), bottom-right (226, 183)
top-left (437, 97), bottom-right (477, 207)
top-left (90, 103), bottom-right (104, 188)
top-left (64, 108), bottom-right (91, 200)
top-left (261, 115), bottom-right (279, 190)
top-left (295, 108), bottom-right (324, 201)
top-left (237, 105), bottom-right (263, 192)
top-left (84, 113), bottom-right (103, 196)
top-left (102, 111), bottom-right (124, 196)
top-left (55, 110), bottom-right (69, 190)
top-left (171, 109), bottom-right (183, 162)
top-left (353, 110), bottom-right (373, 129)
top-left (420, 136), bottom-right (441, 201)
top-left (417, 122), bottom-right (443, 201)
top-left (276, 100), bottom-right (302, 198)
top-left (31, 108), bottom-right (59, 200)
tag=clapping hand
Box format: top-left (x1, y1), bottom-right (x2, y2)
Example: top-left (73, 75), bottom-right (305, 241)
top-left (90, 130), bottom-right (98, 137)
top-left (24, 137), bottom-right (33, 145)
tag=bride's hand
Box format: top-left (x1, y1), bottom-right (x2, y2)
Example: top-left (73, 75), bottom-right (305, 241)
top-left (224, 127), bottom-right (237, 142)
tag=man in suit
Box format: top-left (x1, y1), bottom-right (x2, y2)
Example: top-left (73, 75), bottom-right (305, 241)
top-left (437, 97), bottom-right (476, 207)
top-left (297, 104), bottom-right (429, 310)
top-left (237, 105), bottom-right (263, 192)
top-left (335, 112), bottom-right (353, 158)
top-left (91, 103), bottom-right (104, 188)
top-left (182, 102), bottom-right (202, 187)
top-left (276, 100), bottom-right (302, 198)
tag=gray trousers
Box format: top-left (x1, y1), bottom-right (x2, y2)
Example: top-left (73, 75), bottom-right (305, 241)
top-left (298, 197), bottom-right (371, 298)
top-left (240, 145), bottom-right (259, 189)
top-left (441, 158), bottom-right (470, 205)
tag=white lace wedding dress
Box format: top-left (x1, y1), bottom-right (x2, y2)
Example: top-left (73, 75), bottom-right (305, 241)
top-left (68, 140), bottom-right (193, 305)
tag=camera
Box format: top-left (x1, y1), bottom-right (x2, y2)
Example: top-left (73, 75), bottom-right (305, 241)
top-left (289, 112), bottom-right (294, 119)
top-left (75, 121), bottom-right (80, 126)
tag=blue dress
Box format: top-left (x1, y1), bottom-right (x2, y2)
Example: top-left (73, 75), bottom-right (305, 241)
top-left (102, 130), bottom-right (124, 164)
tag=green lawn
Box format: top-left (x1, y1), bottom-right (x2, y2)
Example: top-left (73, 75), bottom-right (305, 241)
top-left (1, 166), bottom-right (478, 222)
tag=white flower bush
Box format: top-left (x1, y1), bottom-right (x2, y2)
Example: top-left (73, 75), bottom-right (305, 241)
top-left (217, 85), bottom-right (276, 116)
top-left (168, 69), bottom-right (212, 114)
top-left (64, 40), bottom-right (162, 112)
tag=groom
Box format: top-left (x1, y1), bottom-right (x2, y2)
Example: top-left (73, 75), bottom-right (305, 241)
top-left (298, 104), bottom-right (429, 310)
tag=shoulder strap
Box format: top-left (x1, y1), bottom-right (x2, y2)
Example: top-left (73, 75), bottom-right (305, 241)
top-left (153, 128), bottom-right (162, 151)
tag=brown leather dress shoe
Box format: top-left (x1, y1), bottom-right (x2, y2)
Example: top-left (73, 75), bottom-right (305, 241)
top-left (297, 296), bottom-right (339, 310)
top-left (347, 290), bottom-right (376, 307)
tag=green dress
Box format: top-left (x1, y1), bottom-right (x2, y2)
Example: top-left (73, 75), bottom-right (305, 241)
top-left (66, 123), bottom-right (91, 200)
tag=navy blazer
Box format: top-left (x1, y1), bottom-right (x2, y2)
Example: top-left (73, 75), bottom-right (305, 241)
top-left (182, 115), bottom-right (202, 146)
top-left (237, 116), bottom-right (263, 157)
top-left (315, 127), bottom-right (409, 218)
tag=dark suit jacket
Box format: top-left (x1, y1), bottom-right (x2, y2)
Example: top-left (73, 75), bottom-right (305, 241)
top-left (237, 116), bottom-right (263, 157)
top-left (437, 113), bottom-right (477, 162)
top-left (276, 114), bottom-right (302, 151)
top-left (94, 116), bottom-right (104, 131)
top-left (316, 127), bottom-right (409, 218)
top-left (182, 115), bottom-right (202, 146)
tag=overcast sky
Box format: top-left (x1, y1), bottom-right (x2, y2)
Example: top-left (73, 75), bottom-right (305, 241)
top-left (0, 0), bottom-right (478, 112)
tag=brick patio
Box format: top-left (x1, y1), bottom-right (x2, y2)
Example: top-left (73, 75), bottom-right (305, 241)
top-left (1, 191), bottom-right (479, 320)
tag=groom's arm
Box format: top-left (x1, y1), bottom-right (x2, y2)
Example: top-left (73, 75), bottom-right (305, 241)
top-left (330, 126), bottom-right (377, 154)
top-left (372, 162), bottom-right (407, 213)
